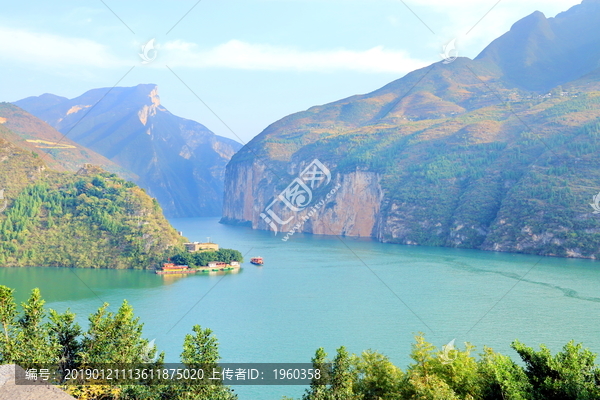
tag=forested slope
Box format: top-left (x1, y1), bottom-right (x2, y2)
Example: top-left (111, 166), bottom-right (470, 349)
top-left (221, 1), bottom-right (600, 259)
top-left (0, 131), bottom-right (186, 269)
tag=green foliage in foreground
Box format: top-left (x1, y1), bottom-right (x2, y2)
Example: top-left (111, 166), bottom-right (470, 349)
top-left (169, 249), bottom-right (244, 267)
top-left (2, 285), bottom-right (600, 400)
top-left (296, 335), bottom-right (600, 400)
top-left (0, 285), bottom-right (236, 400)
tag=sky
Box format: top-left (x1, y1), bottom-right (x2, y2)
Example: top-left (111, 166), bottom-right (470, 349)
top-left (0, 0), bottom-right (583, 144)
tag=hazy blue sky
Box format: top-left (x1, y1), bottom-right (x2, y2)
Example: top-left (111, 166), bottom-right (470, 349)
top-left (0, 0), bottom-right (582, 143)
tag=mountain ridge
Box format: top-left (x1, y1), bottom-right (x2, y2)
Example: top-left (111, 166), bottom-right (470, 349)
top-left (15, 84), bottom-right (242, 217)
top-left (0, 103), bottom-right (134, 179)
top-left (476, 1), bottom-right (600, 92)
top-left (221, 0), bottom-right (600, 260)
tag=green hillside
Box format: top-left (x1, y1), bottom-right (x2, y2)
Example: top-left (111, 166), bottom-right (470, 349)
top-left (0, 102), bottom-right (135, 179)
top-left (223, 58), bottom-right (600, 258)
top-left (0, 131), bottom-right (187, 269)
top-left (220, 2), bottom-right (600, 259)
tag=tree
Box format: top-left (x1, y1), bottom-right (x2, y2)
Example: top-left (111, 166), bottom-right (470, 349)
top-left (78, 300), bottom-right (153, 365)
top-left (192, 251), bottom-right (216, 267)
top-left (477, 346), bottom-right (531, 400)
top-left (215, 249), bottom-right (243, 264)
top-left (48, 309), bottom-right (82, 372)
top-left (301, 346), bottom-right (358, 400)
top-left (179, 325), bottom-right (237, 400)
top-left (330, 346), bottom-right (357, 400)
top-left (0, 287), bottom-right (59, 364)
top-left (0, 286), bottom-right (240, 400)
top-left (170, 248), bottom-right (244, 268)
top-left (172, 252), bottom-right (194, 266)
top-left (17, 288), bottom-right (58, 363)
top-left (353, 350), bottom-right (403, 400)
top-left (512, 340), bottom-right (600, 400)
top-left (0, 285), bottom-right (19, 363)
top-left (303, 347), bottom-right (330, 400)
top-left (181, 325), bottom-right (221, 368)
top-left (430, 340), bottom-right (479, 399)
top-left (399, 334), bottom-right (459, 400)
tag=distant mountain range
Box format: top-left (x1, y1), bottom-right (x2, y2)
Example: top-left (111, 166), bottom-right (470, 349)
top-left (222, 0), bottom-right (600, 259)
top-left (476, 0), bottom-right (600, 92)
top-left (15, 84), bottom-right (242, 217)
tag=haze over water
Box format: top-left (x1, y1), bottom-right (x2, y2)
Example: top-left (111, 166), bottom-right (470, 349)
top-left (2, 218), bottom-right (599, 399)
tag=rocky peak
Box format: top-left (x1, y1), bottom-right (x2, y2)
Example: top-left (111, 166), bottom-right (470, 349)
top-left (138, 85), bottom-right (161, 126)
top-left (475, 0), bottom-right (600, 91)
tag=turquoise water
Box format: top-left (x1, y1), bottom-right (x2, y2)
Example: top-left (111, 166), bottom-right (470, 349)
top-left (1, 217), bottom-right (600, 399)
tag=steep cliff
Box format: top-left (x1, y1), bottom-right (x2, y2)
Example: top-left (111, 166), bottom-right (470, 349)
top-left (223, 158), bottom-right (382, 237)
top-left (222, 1), bottom-right (600, 259)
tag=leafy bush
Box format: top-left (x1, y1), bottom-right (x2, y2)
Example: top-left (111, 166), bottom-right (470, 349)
top-left (170, 249), bottom-right (244, 267)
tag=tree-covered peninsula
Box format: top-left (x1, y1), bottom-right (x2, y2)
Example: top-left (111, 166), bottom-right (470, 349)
top-left (0, 131), bottom-right (187, 269)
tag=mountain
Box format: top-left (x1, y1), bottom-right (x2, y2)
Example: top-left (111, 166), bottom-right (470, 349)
top-left (0, 127), bottom-right (187, 268)
top-left (221, 0), bottom-right (600, 259)
top-left (14, 93), bottom-right (68, 114)
top-left (15, 84), bottom-right (242, 217)
top-left (0, 103), bottom-right (133, 178)
top-left (476, 0), bottom-right (600, 92)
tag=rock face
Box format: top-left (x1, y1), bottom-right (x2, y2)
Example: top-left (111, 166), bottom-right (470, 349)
top-left (221, 160), bottom-right (269, 226)
top-left (0, 364), bottom-right (75, 400)
top-left (309, 171), bottom-right (382, 237)
top-left (15, 84), bottom-right (242, 217)
top-left (222, 1), bottom-right (600, 259)
top-left (223, 159), bottom-right (382, 237)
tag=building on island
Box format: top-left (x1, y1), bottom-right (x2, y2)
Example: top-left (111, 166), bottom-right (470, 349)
top-left (157, 261), bottom-right (240, 275)
top-left (208, 261), bottom-right (226, 268)
top-left (206, 261), bottom-right (240, 270)
top-left (184, 242), bottom-right (219, 253)
top-left (206, 261), bottom-right (239, 268)
top-left (156, 263), bottom-right (195, 275)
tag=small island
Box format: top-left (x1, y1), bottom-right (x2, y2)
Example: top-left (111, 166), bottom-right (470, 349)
top-left (157, 241), bottom-right (244, 275)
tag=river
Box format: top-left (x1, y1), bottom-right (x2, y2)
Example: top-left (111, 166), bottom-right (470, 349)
top-left (1, 217), bottom-right (599, 399)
